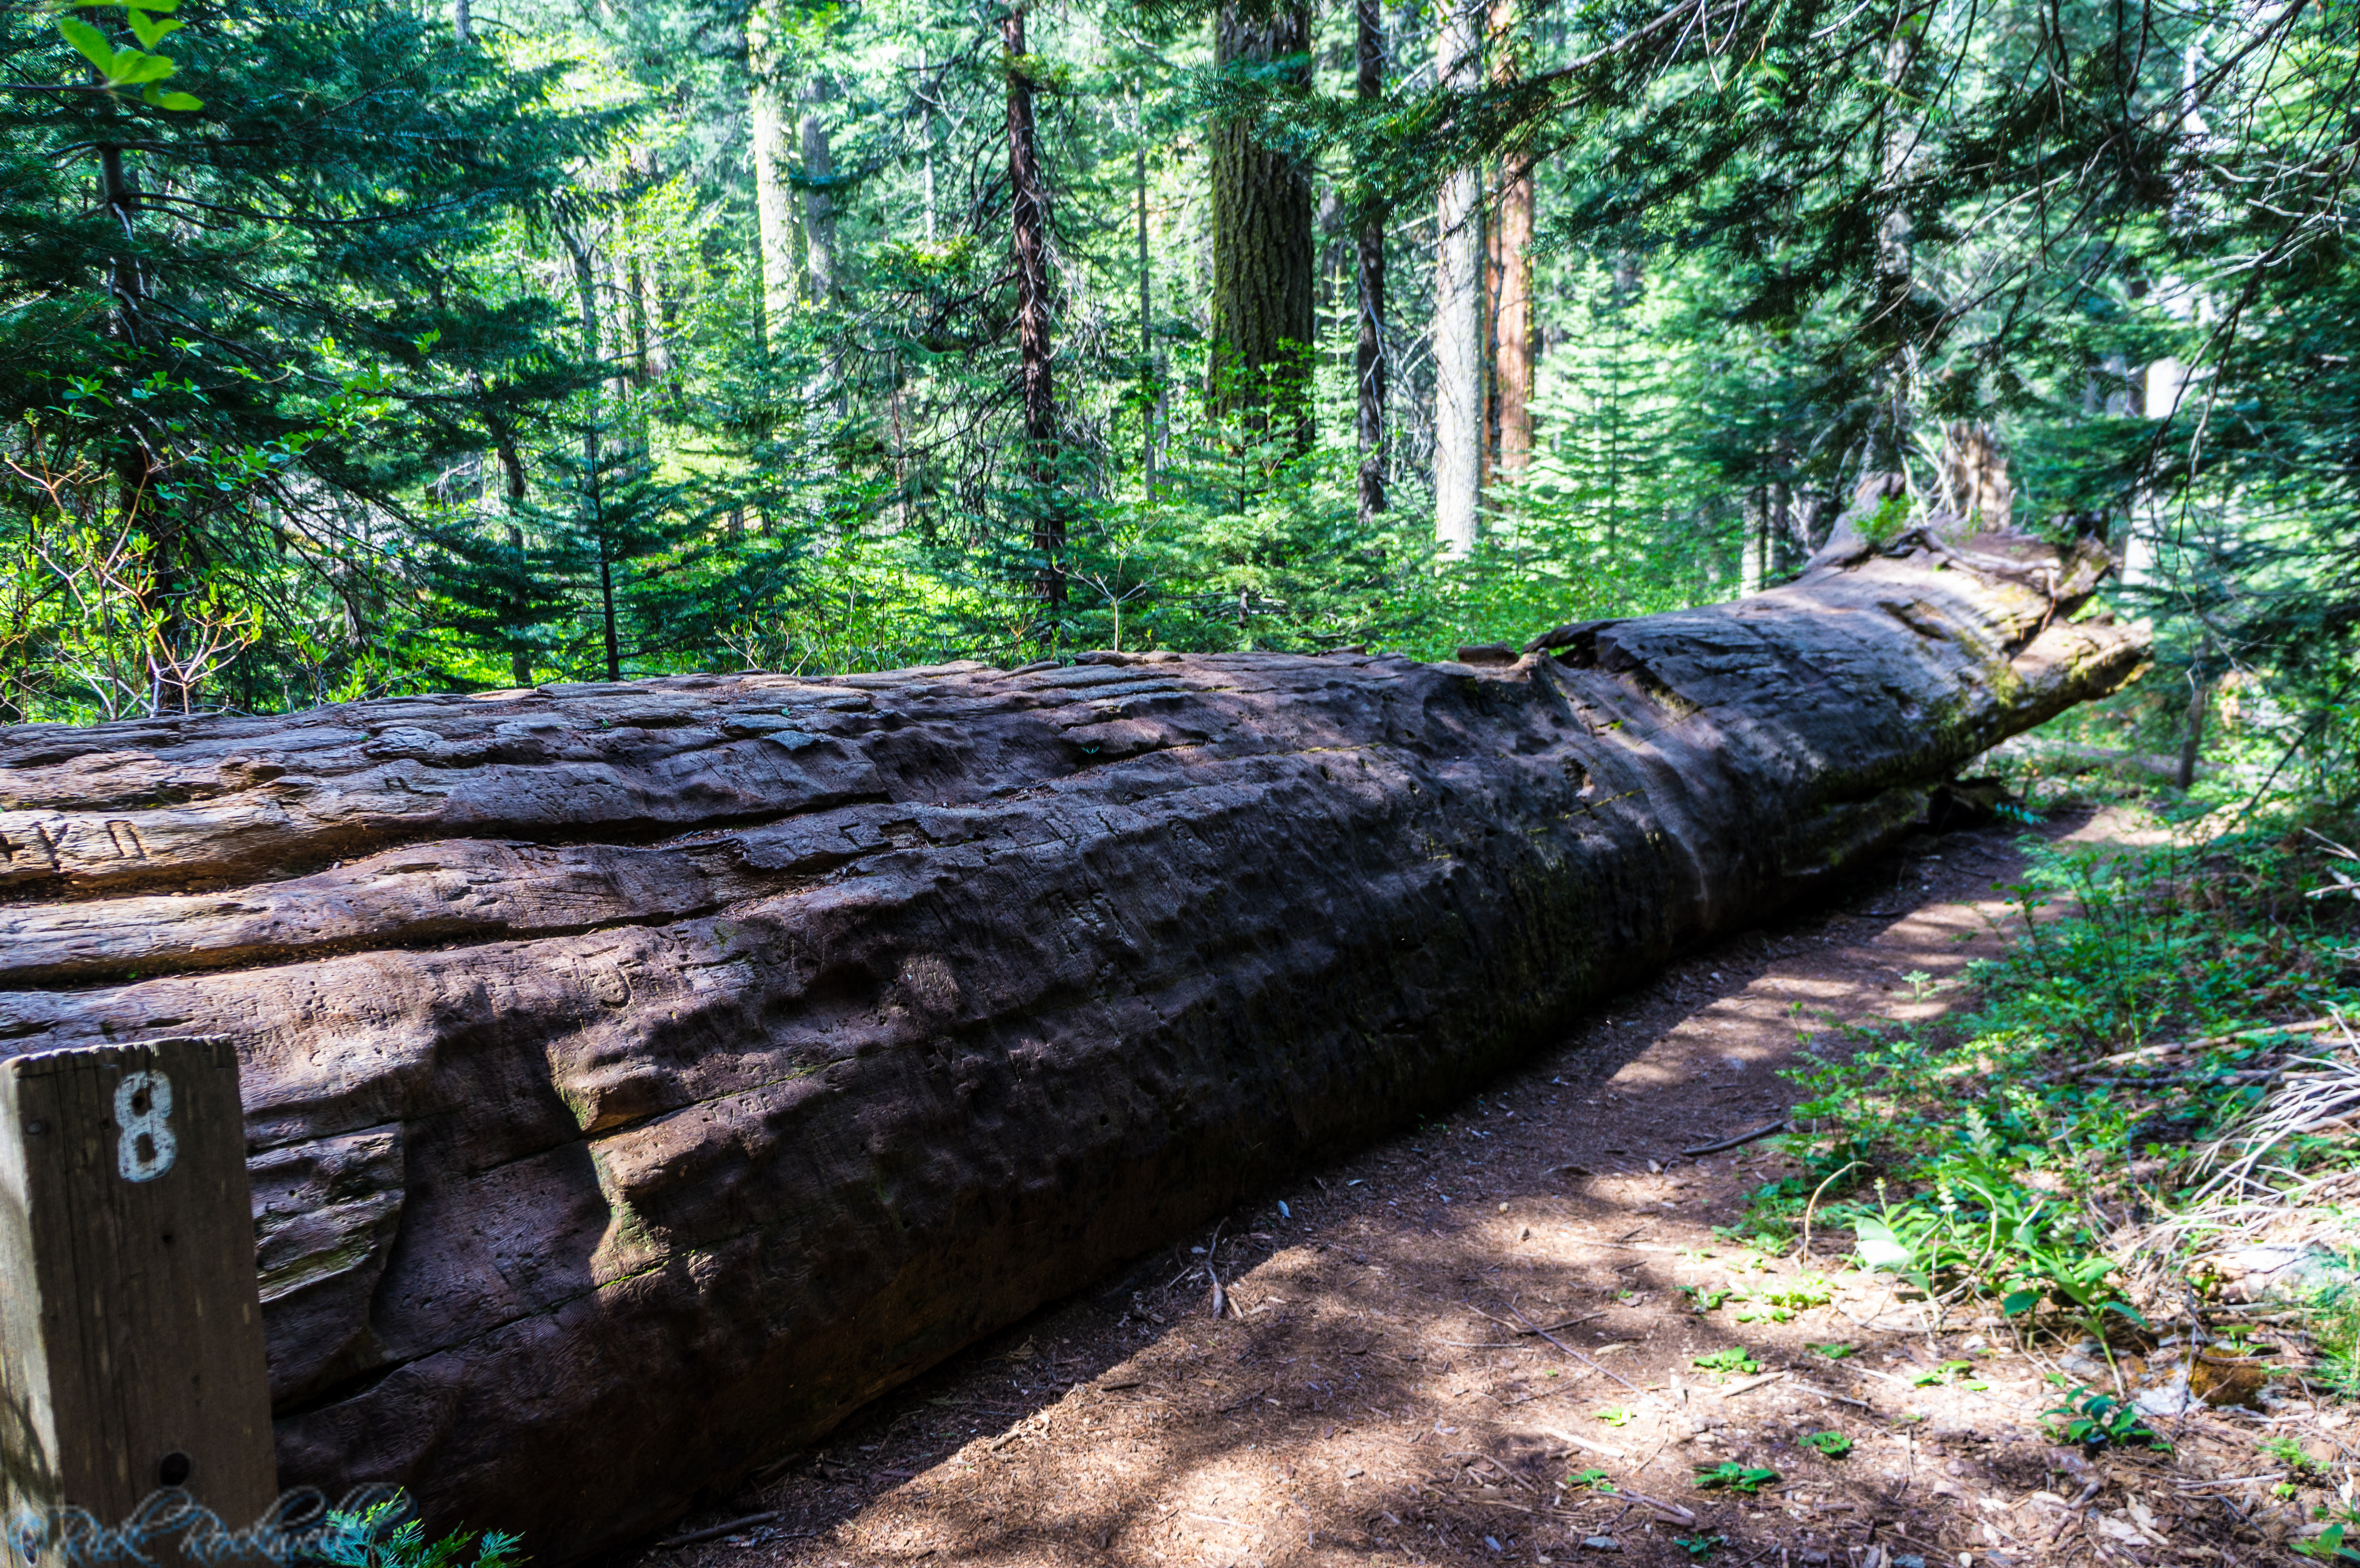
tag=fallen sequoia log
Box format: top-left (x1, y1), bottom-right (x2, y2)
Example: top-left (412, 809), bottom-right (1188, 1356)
top-left (0, 536), bottom-right (2144, 1560)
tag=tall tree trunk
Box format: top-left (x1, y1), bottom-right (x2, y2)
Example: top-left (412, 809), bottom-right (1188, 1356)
top-left (597, 539), bottom-right (620, 682)
top-left (1353, 0), bottom-right (1387, 524)
top-left (470, 368), bottom-right (536, 688)
top-left (1207, 0), bottom-right (1315, 445)
top-left (919, 44), bottom-right (938, 242)
top-left (1432, 0), bottom-right (1484, 555)
top-left (1864, 27), bottom-right (1926, 479)
top-left (1938, 419), bottom-right (2012, 531)
top-left (562, 226), bottom-right (619, 682)
top-left (97, 137), bottom-right (197, 716)
top-left (2178, 634), bottom-right (2213, 790)
top-left (1004, 1), bottom-right (1062, 624)
top-left (800, 79), bottom-right (837, 308)
top-left (747, 4), bottom-right (801, 343)
top-left (1742, 486), bottom-right (1769, 597)
top-left (1137, 101), bottom-right (1155, 502)
top-left (1482, 0), bottom-right (1534, 490)
top-left (1487, 160), bottom-right (1534, 483)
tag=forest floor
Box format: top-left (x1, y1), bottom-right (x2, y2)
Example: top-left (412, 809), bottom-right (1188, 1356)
top-left (627, 810), bottom-right (2335, 1568)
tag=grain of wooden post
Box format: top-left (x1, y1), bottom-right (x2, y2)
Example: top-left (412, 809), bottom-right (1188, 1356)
top-left (0, 1038), bottom-right (277, 1567)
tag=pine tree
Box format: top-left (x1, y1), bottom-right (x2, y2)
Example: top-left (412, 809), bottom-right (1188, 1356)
top-left (0, 0), bottom-right (614, 711)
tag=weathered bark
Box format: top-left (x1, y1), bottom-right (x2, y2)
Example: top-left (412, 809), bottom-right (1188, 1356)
top-left (1004, 4), bottom-right (1061, 619)
top-left (1353, 0), bottom-right (1387, 524)
top-left (0, 541), bottom-right (2143, 1567)
top-left (1432, 0), bottom-right (1484, 554)
top-left (1207, 0), bottom-right (1315, 442)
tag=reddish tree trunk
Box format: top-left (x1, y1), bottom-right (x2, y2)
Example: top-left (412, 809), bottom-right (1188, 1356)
top-left (1485, 0), bottom-right (1534, 484)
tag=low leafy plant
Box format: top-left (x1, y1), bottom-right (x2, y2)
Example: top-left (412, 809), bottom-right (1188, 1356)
top-left (1566, 1468), bottom-right (1616, 1492)
top-left (1806, 1341), bottom-right (1856, 1359)
top-left (2297, 1522), bottom-right (2360, 1563)
top-left (315, 1501), bottom-right (522, 1568)
top-left (1692, 1347), bottom-right (1763, 1377)
top-left (1736, 1278), bottom-right (1831, 1323)
top-left (2314, 1286), bottom-right (2360, 1396)
top-left (1692, 1462), bottom-right (1779, 1493)
top-left (1595, 1407), bottom-right (1635, 1427)
top-left (1800, 1431), bottom-right (1853, 1458)
top-left (2262, 1434), bottom-right (2329, 1477)
top-left (1911, 1360), bottom-right (1979, 1387)
top-left (2044, 1387), bottom-right (2170, 1451)
top-left (1683, 1285), bottom-right (1733, 1312)
top-left (1672, 1535), bottom-right (1729, 1560)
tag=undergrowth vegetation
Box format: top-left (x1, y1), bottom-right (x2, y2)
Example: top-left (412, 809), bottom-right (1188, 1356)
top-left (1732, 796), bottom-right (2360, 1414)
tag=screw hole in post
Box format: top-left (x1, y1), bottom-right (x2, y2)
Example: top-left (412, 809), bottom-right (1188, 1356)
top-left (159, 1453), bottom-right (192, 1487)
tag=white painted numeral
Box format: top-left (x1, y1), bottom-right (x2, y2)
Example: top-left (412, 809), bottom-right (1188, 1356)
top-left (114, 1071), bottom-right (177, 1182)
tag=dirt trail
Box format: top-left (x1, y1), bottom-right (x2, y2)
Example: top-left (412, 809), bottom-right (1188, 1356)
top-left (627, 814), bottom-right (2294, 1568)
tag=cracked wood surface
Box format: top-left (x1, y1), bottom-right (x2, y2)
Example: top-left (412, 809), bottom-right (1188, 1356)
top-left (0, 544), bottom-right (2143, 1563)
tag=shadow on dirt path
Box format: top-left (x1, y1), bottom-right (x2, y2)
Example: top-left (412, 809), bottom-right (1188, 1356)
top-left (619, 809), bottom-right (2262, 1568)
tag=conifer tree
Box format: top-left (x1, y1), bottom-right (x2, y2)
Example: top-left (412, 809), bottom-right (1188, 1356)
top-left (0, 0), bottom-right (613, 709)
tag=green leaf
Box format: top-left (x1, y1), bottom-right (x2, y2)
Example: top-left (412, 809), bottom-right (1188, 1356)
top-left (142, 87), bottom-right (203, 110)
top-left (2000, 1290), bottom-right (2040, 1317)
top-left (127, 11), bottom-right (183, 49)
top-left (57, 16), bottom-right (120, 77)
top-left (112, 49), bottom-right (176, 83)
top-left (1851, 1217), bottom-right (1913, 1273)
top-left (123, 0), bottom-right (183, 11)
top-left (1692, 1463), bottom-right (1780, 1494)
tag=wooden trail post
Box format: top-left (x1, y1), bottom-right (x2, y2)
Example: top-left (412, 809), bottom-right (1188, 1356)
top-left (0, 1038), bottom-right (278, 1567)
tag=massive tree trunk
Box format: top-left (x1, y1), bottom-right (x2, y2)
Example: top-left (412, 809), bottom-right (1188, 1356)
top-left (0, 539), bottom-right (2142, 1567)
top-left (1353, 0), bottom-right (1387, 524)
top-left (1432, 0), bottom-right (1484, 554)
top-left (1207, 0), bottom-right (1315, 443)
top-left (1004, 1), bottom-right (1062, 622)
